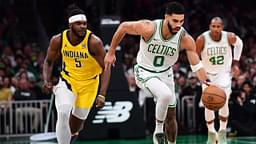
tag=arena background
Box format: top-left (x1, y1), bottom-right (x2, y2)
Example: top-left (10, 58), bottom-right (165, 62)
top-left (0, 0), bottom-right (256, 143)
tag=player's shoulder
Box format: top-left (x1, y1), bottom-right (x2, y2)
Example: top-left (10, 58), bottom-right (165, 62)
top-left (196, 33), bottom-right (205, 41)
top-left (227, 31), bottom-right (236, 38)
top-left (181, 32), bottom-right (193, 41)
top-left (135, 19), bottom-right (155, 29)
top-left (226, 31), bottom-right (237, 44)
top-left (50, 33), bottom-right (62, 43)
top-left (140, 19), bottom-right (154, 24)
top-left (89, 33), bottom-right (103, 46)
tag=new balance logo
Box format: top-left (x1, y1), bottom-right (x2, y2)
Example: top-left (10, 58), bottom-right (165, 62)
top-left (92, 101), bottom-right (133, 124)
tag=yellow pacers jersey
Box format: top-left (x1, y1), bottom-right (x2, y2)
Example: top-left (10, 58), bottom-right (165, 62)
top-left (60, 29), bottom-right (102, 81)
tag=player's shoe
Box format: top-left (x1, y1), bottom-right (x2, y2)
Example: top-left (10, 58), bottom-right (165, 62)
top-left (207, 131), bottom-right (217, 144)
top-left (70, 132), bottom-right (79, 144)
top-left (218, 129), bottom-right (227, 144)
top-left (153, 132), bottom-right (167, 144)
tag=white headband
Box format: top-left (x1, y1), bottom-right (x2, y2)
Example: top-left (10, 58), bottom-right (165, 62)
top-left (68, 14), bottom-right (87, 23)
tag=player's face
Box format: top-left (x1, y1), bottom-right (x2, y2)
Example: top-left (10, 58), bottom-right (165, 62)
top-left (165, 14), bottom-right (184, 34)
top-left (70, 20), bottom-right (87, 38)
top-left (209, 20), bottom-right (223, 37)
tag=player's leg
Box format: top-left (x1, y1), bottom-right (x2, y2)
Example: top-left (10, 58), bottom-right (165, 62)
top-left (69, 76), bottom-right (100, 144)
top-left (70, 108), bottom-right (90, 144)
top-left (205, 111), bottom-right (217, 144)
top-left (165, 107), bottom-right (177, 144)
top-left (205, 108), bottom-right (216, 133)
top-left (214, 72), bottom-right (231, 144)
top-left (203, 84), bottom-right (217, 144)
top-left (145, 77), bottom-right (174, 144)
top-left (54, 79), bottom-right (76, 144)
top-left (217, 88), bottom-right (231, 144)
top-left (163, 73), bottom-right (177, 144)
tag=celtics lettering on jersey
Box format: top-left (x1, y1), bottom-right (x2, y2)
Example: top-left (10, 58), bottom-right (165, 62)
top-left (148, 44), bottom-right (176, 56)
top-left (137, 19), bottom-right (184, 70)
top-left (207, 46), bottom-right (227, 65)
top-left (201, 31), bottom-right (233, 74)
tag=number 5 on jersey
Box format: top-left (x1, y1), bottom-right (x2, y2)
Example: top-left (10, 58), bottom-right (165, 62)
top-left (75, 58), bottom-right (81, 67)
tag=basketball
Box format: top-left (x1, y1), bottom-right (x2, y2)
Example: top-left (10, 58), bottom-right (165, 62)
top-left (202, 85), bottom-right (226, 111)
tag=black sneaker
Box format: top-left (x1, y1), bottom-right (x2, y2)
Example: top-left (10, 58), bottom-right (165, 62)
top-left (70, 134), bottom-right (78, 144)
top-left (153, 133), bottom-right (167, 144)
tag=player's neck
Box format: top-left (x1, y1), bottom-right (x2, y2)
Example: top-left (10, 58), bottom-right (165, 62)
top-left (67, 30), bottom-right (84, 46)
top-left (210, 32), bottom-right (222, 42)
top-left (162, 20), bottom-right (173, 40)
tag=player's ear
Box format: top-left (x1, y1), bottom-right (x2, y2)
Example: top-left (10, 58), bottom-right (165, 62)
top-left (69, 23), bottom-right (72, 28)
top-left (164, 14), bottom-right (168, 19)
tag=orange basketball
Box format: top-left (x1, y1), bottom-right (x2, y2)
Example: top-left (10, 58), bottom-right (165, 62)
top-left (202, 85), bottom-right (226, 111)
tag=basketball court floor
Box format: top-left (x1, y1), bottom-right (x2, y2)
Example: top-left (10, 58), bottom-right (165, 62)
top-left (1, 135), bottom-right (256, 144)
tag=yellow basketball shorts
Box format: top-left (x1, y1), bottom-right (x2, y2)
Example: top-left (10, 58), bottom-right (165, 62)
top-left (54, 74), bottom-right (99, 109)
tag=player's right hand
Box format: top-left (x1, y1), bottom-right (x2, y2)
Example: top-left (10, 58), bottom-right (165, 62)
top-left (104, 52), bottom-right (116, 72)
top-left (42, 82), bottom-right (53, 94)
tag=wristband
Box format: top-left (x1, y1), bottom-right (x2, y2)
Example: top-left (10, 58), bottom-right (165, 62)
top-left (98, 95), bottom-right (105, 100)
top-left (190, 61), bottom-right (203, 72)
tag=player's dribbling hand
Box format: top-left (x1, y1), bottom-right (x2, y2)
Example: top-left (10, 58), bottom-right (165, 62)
top-left (96, 95), bottom-right (105, 108)
top-left (42, 82), bottom-right (53, 94)
top-left (104, 52), bottom-right (116, 72)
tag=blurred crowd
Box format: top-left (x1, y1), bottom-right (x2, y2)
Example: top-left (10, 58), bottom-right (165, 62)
top-left (0, 0), bottom-right (50, 110)
top-left (0, 0), bottom-right (255, 136)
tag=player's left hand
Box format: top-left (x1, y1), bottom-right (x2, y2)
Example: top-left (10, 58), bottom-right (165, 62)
top-left (232, 65), bottom-right (240, 79)
top-left (96, 95), bottom-right (105, 108)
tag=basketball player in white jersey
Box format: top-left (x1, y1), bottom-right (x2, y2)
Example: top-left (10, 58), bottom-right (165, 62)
top-left (104, 2), bottom-right (209, 144)
top-left (196, 17), bottom-right (243, 144)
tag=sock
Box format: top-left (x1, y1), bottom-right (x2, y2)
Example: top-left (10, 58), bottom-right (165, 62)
top-left (219, 120), bottom-right (227, 131)
top-left (205, 108), bottom-right (216, 133)
top-left (207, 122), bottom-right (216, 133)
top-left (56, 104), bottom-right (73, 144)
top-left (219, 100), bottom-right (229, 131)
top-left (155, 121), bottom-right (164, 133)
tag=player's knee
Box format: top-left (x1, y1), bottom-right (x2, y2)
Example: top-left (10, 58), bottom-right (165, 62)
top-left (57, 104), bottom-right (72, 121)
top-left (159, 92), bottom-right (172, 104)
top-left (219, 104), bottom-right (229, 117)
top-left (58, 111), bottom-right (69, 122)
top-left (219, 115), bottom-right (228, 122)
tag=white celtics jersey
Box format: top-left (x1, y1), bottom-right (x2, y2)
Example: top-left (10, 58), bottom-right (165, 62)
top-left (137, 19), bottom-right (185, 72)
top-left (201, 31), bottom-right (232, 74)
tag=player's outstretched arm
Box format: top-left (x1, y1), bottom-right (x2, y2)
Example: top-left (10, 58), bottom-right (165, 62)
top-left (42, 34), bottom-right (61, 94)
top-left (228, 33), bottom-right (243, 78)
top-left (104, 20), bottom-right (154, 71)
top-left (182, 34), bottom-right (209, 84)
top-left (89, 34), bottom-right (111, 108)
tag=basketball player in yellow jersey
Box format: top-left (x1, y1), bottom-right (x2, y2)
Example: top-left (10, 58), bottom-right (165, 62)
top-left (42, 4), bottom-right (110, 144)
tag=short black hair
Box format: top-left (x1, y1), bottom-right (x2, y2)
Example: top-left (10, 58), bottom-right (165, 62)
top-left (165, 2), bottom-right (185, 15)
top-left (67, 4), bottom-right (85, 18)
